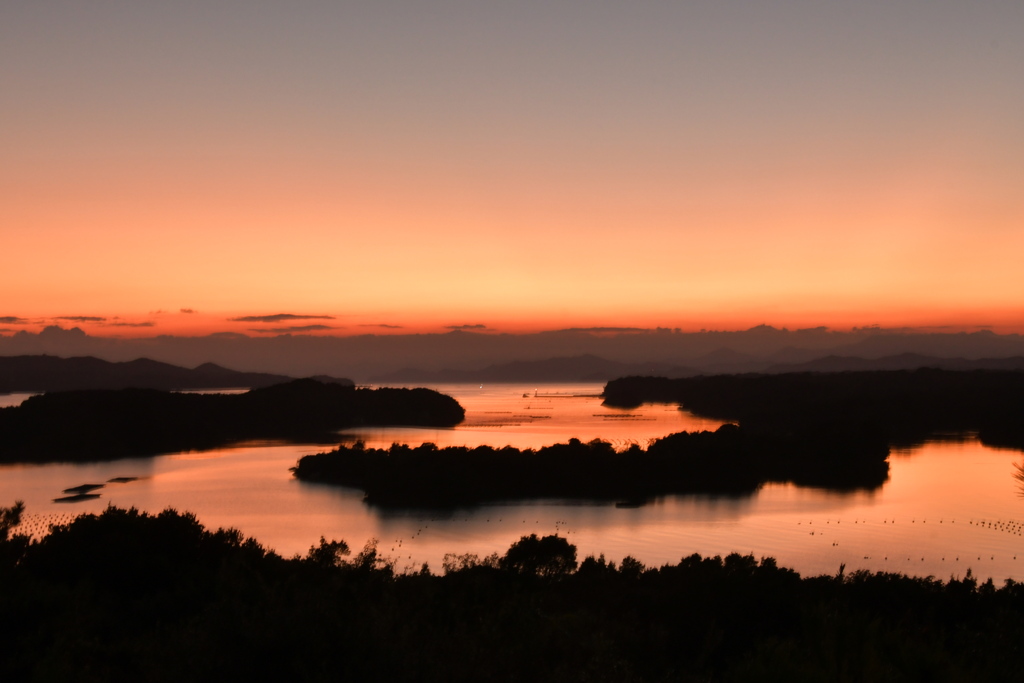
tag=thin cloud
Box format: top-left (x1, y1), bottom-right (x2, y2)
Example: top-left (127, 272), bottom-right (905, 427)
top-left (445, 324), bottom-right (488, 330)
top-left (105, 321), bottom-right (156, 328)
top-left (230, 313), bottom-right (335, 323)
top-left (248, 324), bottom-right (337, 333)
top-left (180, 308), bottom-right (196, 314)
top-left (55, 316), bottom-right (106, 323)
top-left (358, 323), bottom-right (404, 329)
top-left (0, 316), bottom-right (29, 324)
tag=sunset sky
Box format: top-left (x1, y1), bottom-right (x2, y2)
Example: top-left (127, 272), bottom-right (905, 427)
top-left (3, 1), bottom-right (1023, 336)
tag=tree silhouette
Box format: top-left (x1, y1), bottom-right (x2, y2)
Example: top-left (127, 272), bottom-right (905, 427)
top-left (0, 500), bottom-right (23, 542)
top-left (305, 536), bottom-right (351, 568)
top-left (500, 534), bottom-right (578, 577)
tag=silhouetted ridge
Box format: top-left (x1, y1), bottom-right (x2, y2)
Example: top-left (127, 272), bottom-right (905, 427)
top-left (0, 354), bottom-right (355, 392)
top-left (764, 353), bottom-right (1024, 373)
top-left (0, 380), bottom-right (463, 462)
top-left (7, 326), bottom-right (1024, 380)
top-left (367, 352), bottom-right (1024, 385)
top-left (372, 354), bottom-right (695, 383)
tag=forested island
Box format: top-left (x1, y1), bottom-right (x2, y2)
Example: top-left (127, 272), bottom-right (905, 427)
top-left (0, 379), bottom-right (464, 462)
top-left (2, 502), bottom-right (1023, 682)
top-left (603, 369), bottom-right (1024, 451)
top-left (293, 425), bottom-right (889, 507)
top-left (293, 369), bottom-right (1024, 506)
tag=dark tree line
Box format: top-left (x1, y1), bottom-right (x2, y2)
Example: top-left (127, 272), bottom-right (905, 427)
top-left (0, 379), bottom-right (464, 462)
top-left (293, 369), bottom-right (1024, 507)
top-left (292, 424), bottom-right (890, 507)
top-left (604, 369), bottom-right (1024, 451)
top-left (2, 502), bottom-right (1024, 682)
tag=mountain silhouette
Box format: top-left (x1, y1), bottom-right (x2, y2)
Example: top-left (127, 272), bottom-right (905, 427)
top-left (764, 353), bottom-right (1024, 374)
top-left (0, 355), bottom-right (353, 393)
top-left (372, 354), bottom-right (695, 383)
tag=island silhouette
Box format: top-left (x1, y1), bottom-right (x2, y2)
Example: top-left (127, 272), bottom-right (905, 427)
top-left (603, 369), bottom-right (1024, 452)
top-left (292, 424), bottom-right (888, 507)
top-left (0, 379), bottom-right (463, 462)
top-left (294, 369), bottom-right (1024, 506)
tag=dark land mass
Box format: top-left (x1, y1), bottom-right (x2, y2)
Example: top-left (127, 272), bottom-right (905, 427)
top-left (294, 369), bottom-right (1024, 507)
top-left (292, 425), bottom-right (888, 507)
top-left (372, 353), bottom-right (696, 383)
top-left (0, 379), bottom-right (464, 463)
top-left (3, 503), bottom-right (1024, 682)
top-left (604, 369), bottom-right (1024, 452)
top-left (0, 354), bottom-right (355, 393)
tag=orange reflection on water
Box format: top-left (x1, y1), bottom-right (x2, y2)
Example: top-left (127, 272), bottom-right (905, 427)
top-left (3, 385), bottom-right (1024, 582)
top-left (340, 383), bottom-right (724, 450)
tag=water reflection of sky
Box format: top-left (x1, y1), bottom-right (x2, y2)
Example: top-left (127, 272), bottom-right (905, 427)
top-left (343, 383), bottom-right (724, 450)
top-left (3, 383), bottom-right (1024, 581)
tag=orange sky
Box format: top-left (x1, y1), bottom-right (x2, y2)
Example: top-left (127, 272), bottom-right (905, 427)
top-left (3, 1), bottom-right (1022, 337)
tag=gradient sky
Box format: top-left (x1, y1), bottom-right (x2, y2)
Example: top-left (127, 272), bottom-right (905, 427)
top-left (3, 1), bottom-right (1023, 336)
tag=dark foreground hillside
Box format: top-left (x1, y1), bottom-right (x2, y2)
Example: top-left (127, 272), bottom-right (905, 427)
top-left (0, 379), bottom-right (464, 462)
top-left (1, 503), bottom-right (1023, 682)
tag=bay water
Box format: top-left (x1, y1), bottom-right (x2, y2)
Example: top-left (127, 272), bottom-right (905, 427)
top-left (2, 383), bottom-right (1022, 581)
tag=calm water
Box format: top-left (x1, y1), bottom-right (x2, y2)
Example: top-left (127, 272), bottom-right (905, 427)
top-left (3, 383), bottom-right (1023, 581)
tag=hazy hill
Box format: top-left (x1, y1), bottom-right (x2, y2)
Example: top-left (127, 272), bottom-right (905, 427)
top-left (373, 352), bottom-right (1024, 385)
top-left (0, 355), bottom-right (354, 393)
top-left (764, 353), bottom-right (1024, 374)
top-left (5, 325), bottom-right (1024, 381)
top-left (372, 354), bottom-right (696, 383)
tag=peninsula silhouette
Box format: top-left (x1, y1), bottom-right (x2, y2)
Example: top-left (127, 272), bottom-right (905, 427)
top-left (0, 379), bottom-right (463, 462)
top-left (603, 369), bottom-right (1024, 452)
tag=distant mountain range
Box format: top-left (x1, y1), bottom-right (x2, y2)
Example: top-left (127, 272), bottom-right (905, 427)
top-left (0, 355), bottom-right (354, 394)
top-left (763, 353), bottom-right (1024, 374)
top-left (371, 354), bottom-right (697, 384)
top-left (373, 352), bottom-right (1024, 384)
top-left (6, 325), bottom-right (1024, 381)
top-left (4, 351), bottom-right (1024, 394)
